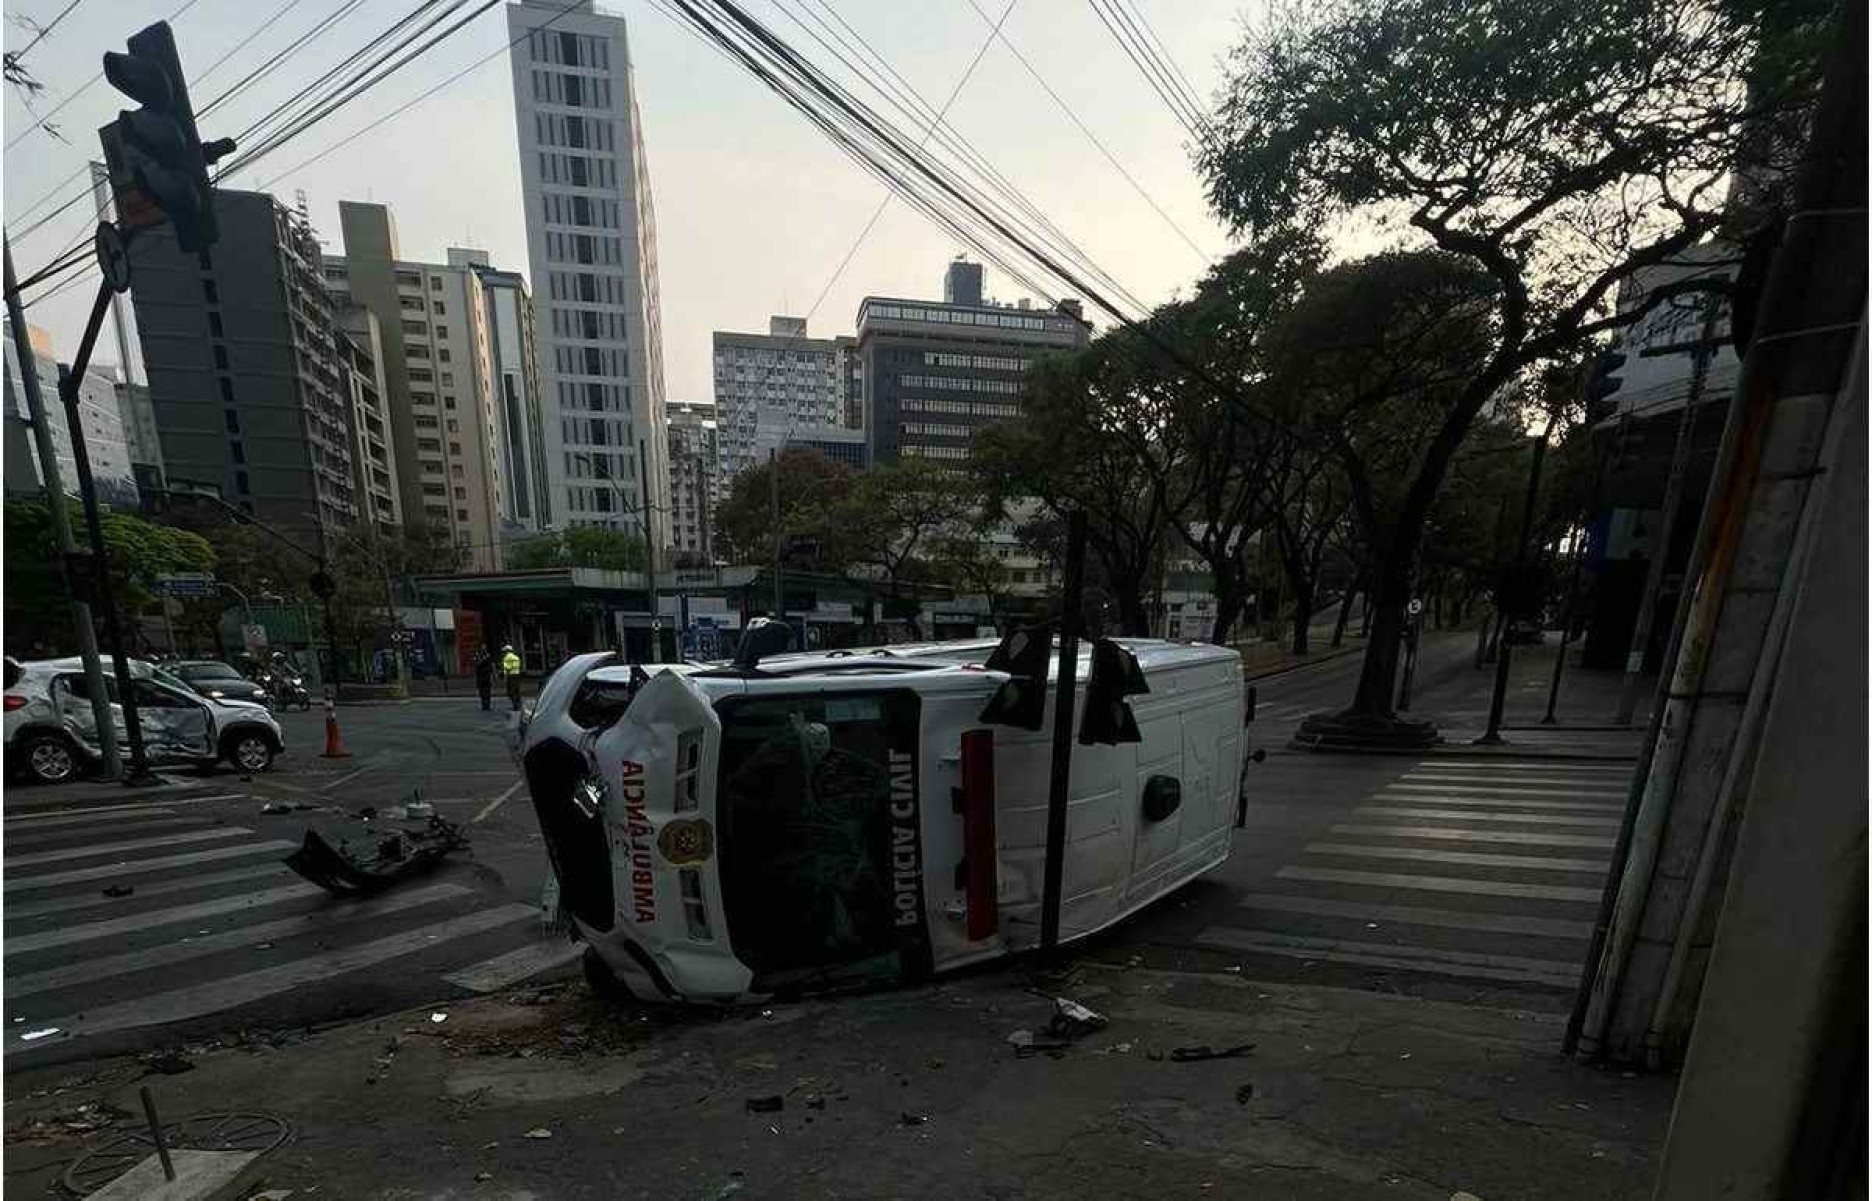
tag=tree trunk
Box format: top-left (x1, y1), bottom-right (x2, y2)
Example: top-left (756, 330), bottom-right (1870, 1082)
top-left (1346, 549), bottom-right (1414, 717)
top-left (1209, 562), bottom-right (1243, 646)
top-left (1358, 589), bottom-right (1372, 639)
top-left (1331, 579), bottom-right (1358, 648)
top-left (1290, 572), bottom-right (1314, 655)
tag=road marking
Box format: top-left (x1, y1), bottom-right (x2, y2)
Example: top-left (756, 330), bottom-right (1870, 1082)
top-left (1406, 762), bottom-right (1633, 777)
top-left (1331, 823), bottom-right (1616, 849)
top-left (442, 938), bottom-right (583, 993)
top-left (4, 814), bottom-right (208, 849)
top-left (1353, 805), bottom-right (1620, 829)
top-left (1386, 782), bottom-right (1627, 800)
top-left (1304, 842), bottom-right (1605, 873)
top-left (4, 864), bottom-right (292, 921)
top-left (4, 826), bottom-right (250, 868)
top-left (12, 903), bottom-right (537, 1050)
top-left (472, 779), bottom-right (527, 825)
top-left (7, 884), bottom-right (469, 999)
top-left (4, 841), bottom-right (297, 893)
top-left (1371, 792), bottom-right (1624, 813)
top-left (3, 805), bottom-right (178, 831)
top-left (1402, 771), bottom-right (1633, 789)
top-left (317, 756), bottom-right (385, 793)
top-left (1196, 926), bottom-right (1582, 986)
top-left (1276, 865), bottom-right (1602, 902)
top-left (5, 882), bottom-right (326, 955)
top-left (1235, 892), bottom-right (1594, 939)
top-left (3, 794), bottom-right (244, 823)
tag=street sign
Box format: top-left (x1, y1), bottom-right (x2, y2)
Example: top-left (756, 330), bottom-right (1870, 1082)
top-left (1407, 598), bottom-right (1424, 616)
top-left (155, 571), bottom-right (216, 597)
top-left (241, 623), bottom-right (268, 651)
top-left (94, 222), bottom-right (131, 293)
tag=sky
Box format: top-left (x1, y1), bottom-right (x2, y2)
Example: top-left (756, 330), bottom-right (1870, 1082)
top-left (4, 0), bottom-right (1255, 405)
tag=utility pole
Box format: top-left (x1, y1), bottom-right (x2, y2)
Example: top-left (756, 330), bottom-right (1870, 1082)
top-left (1039, 509), bottom-right (1088, 952)
top-left (1476, 427), bottom-right (1550, 745)
top-left (639, 438), bottom-right (659, 662)
top-left (769, 446), bottom-right (783, 620)
top-left (1613, 295), bottom-right (1722, 725)
top-left (5, 241), bottom-right (121, 779)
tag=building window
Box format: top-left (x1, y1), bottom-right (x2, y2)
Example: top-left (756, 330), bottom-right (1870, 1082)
top-left (224, 410), bottom-right (240, 433)
top-left (433, 303), bottom-right (445, 316)
top-left (437, 348), bottom-right (451, 362)
top-left (456, 508), bottom-right (469, 521)
top-left (229, 441), bottom-right (244, 464)
top-left (235, 470), bottom-right (250, 493)
top-left (219, 378), bottom-right (235, 403)
top-left (430, 277), bottom-right (442, 291)
top-left (207, 311), bottom-right (223, 338)
top-left (213, 345), bottom-right (228, 369)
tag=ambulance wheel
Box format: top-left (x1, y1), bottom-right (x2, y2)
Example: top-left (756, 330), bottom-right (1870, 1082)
top-left (582, 947), bottom-right (633, 1002)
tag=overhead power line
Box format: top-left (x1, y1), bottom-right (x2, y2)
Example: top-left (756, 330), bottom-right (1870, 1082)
top-left (959, 0), bottom-right (1210, 265)
top-left (3, 0), bottom-right (206, 152)
top-left (1087, 0), bottom-right (1209, 146)
top-left (1109, 0), bottom-right (1206, 122)
top-left (256, 0), bottom-right (588, 190)
top-left (196, 0), bottom-right (380, 120)
top-left (9, 0), bottom-right (88, 64)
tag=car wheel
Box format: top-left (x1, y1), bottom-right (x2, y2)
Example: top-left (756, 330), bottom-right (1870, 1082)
top-left (22, 733), bottom-right (78, 785)
top-left (229, 733), bottom-right (275, 774)
top-left (582, 946), bottom-right (634, 1003)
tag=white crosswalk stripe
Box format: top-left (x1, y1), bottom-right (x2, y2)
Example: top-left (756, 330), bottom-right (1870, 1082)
top-left (2, 806), bottom-right (570, 1054)
top-left (1219, 758), bottom-right (1634, 993)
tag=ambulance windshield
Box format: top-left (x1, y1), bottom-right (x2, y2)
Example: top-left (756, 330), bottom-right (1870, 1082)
top-left (714, 689), bottom-right (922, 991)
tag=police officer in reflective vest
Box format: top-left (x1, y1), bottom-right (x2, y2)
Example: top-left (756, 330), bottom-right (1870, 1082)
top-left (500, 644), bottom-right (523, 710)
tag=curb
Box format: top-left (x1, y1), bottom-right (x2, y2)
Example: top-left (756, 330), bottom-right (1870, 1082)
top-left (1242, 643), bottom-right (1367, 683)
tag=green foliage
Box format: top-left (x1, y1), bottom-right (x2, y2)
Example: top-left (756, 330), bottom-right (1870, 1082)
top-left (501, 527), bottom-right (647, 573)
top-left (713, 448), bottom-right (858, 574)
top-left (4, 499), bottom-right (216, 655)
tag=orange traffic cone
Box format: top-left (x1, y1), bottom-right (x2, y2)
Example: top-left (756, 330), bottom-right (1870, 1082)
top-left (321, 696), bottom-right (350, 759)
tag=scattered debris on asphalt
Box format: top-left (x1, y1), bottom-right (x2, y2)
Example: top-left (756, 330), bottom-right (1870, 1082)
top-left (1047, 997), bottom-right (1108, 1040)
top-left (430, 1012), bottom-right (448, 1024)
top-left (524, 1127), bottom-right (554, 1140)
top-left (745, 1095), bottom-right (784, 1114)
top-left (1235, 1083), bottom-right (1255, 1105)
top-left (283, 816), bottom-right (467, 896)
top-left (401, 800), bottom-right (436, 819)
top-left (1156, 1043), bottom-right (1256, 1063)
top-left (475, 1171), bottom-right (493, 1182)
top-left (20, 1028), bottom-right (60, 1042)
top-left (1006, 1029), bottom-right (1073, 1058)
top-left (900, 1112), bottom-right (929, 1127)
top-left (139, 1051), bottom-right (194, 1076)
top-left (100, 883), bottom-right (134, 898)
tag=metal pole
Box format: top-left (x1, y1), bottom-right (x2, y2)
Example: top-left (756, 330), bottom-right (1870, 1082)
top-left (62, 358), bottom-right (155, 783)
top-left (639, 438), bottom-right (659, 662)
top-left (1040, 509), bottom-right (1088, 952)
top-left (1614, 297), bottom-right (1722, 725)
top-left (138, 1087), bottom-right (175, 1182)
top-left (769, 446), bottom-right (783, 619)
top-left (6, 242), bottom-right (120, 777)
top-left (1477, 429), bottom-right (1550, 745)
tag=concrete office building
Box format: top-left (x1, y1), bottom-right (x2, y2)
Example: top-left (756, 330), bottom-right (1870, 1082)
top-left (327, 203), bottom-right (522, 569)
top-left (112, 378), bottom-right (163, 496)
top-left (125, 190), bottom-right (356, 544)
top-left (468, 258), bottom-right (552, 533)
top-left (665, 400), bottom-right (718, 563)
top-left (508, 0), bottom-right (672, 548)
top-left (858, 261), bottom-right (1088, 465)
top-left (3, 323), bottom-right (141, 507)
top-left (713, 316), bottom-right (859, 483)
top-left (335, 307), bottom-right (402, 534)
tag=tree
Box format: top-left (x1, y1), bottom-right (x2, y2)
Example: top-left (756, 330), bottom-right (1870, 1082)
top-left (502, 527), bottom-right (647, 572)
top-left (4, 499), bottom-right (215, 656)
top-left (714, 448), bottom-right (857, 575)
top-left (1201, 0), bottom-right (1820, 727)
top-left (834, 458), bottom-right (979, 592)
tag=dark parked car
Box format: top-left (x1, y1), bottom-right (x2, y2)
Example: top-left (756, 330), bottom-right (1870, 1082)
top-left (169, 660), bottom-right (272, 708)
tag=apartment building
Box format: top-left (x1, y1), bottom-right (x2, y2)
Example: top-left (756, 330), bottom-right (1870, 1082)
top-left (3, 323), bottom-right (141, 507)
top-left (125, 190), bottom-right (355, 545)
top-left (713, 316), bottom-right (862, 485)
top-left (335, 306), bottom-right (402, 535)
top-left (508, 0), bottom-right (672, 547)
top-left (665, 400), bottom-right (718, 563)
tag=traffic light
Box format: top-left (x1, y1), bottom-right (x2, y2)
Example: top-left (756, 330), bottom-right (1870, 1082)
top-left (102, 21), bottom-right (235, 253)
top-left (1583, 348), bottom-right (1628, 423)
top-left (978, 622), bottom-right (1054, 730)
top-left (1078, 638), bottom-right (1148, 746)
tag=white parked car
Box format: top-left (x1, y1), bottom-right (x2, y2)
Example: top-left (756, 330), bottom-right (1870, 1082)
top-left (519, 632), bottom-right (1245, 1004)
top-left (4, 656), bottom-right (286, 785)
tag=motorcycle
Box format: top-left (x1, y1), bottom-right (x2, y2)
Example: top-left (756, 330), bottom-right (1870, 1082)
top-left (268, 671), bottom-right (312, 711)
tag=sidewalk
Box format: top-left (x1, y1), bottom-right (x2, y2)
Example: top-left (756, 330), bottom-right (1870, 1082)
top-left (2, 958), bottom-right (1673, 1200)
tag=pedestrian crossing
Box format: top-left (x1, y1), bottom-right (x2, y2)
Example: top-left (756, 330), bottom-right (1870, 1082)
top-left (3, 799), bottom-right (580, 1058)
top-left (1200, 757), bottom-right (1636, 995)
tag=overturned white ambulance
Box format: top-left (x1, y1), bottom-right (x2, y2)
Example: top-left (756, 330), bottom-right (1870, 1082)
top-left (518, 629), bottom-right (1245, 1003)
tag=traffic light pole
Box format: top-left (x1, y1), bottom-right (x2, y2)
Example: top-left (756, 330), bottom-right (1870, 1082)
top-left (4, 241), bottom-right (122, 779)
top-left (1476, 428), bottom-right (1551, 745)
